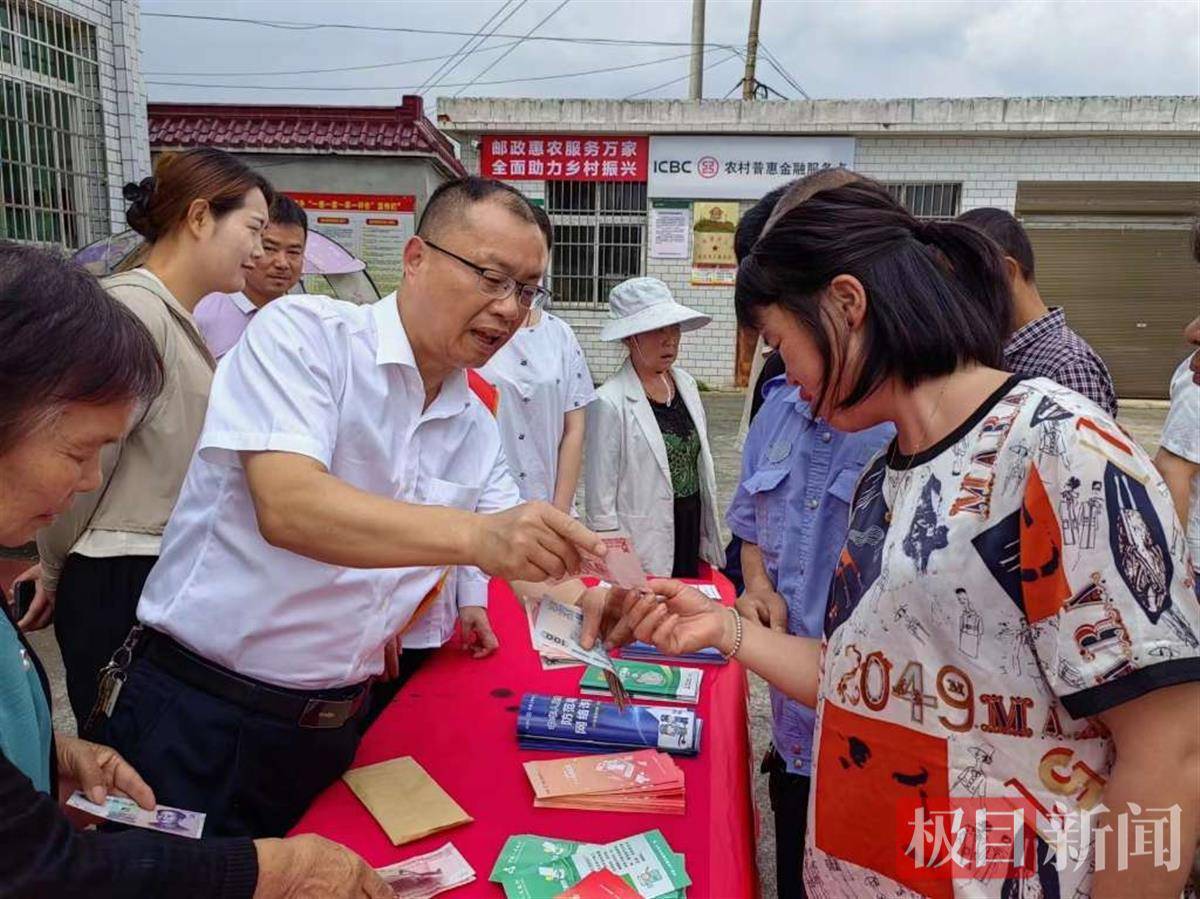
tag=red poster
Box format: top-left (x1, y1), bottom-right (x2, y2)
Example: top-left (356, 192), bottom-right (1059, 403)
top-left (481, 135), bottom-right (648, 181)
top-left (287, 192), bottom-right (415, 213)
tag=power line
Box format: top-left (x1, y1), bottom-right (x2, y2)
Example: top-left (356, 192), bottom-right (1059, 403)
top-left (147, 49), bottom-right (703, 93)
top-left (759, 43), bottom-right (810, 99)
top-left (142, 40), bottom-right (526, 78)
top-left (453, 0), bottom-right (570, 97)
top-left (415, 1), bottom-right (518, 95)
top-left (421, 1), bottom-right (528, 96)
top-left (624, 49), bottom-right (742, 100)
top-left (141, 11), bottom-right (741, 52)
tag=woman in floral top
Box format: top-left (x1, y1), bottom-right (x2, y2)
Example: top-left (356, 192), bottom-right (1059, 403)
top-left (611, 179), bottom-right (1200, 899)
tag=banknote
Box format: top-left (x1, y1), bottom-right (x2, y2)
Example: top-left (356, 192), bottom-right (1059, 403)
top-left (534, 598), bottom-right (617, 673)
top-left (525, 596), bottom-right (585, 670)
top-left (66, 791), bottom-right (205, 839)
top-left (534, 598), bottom-right (632, 709)
top-left (579, 534), bottom-right (647, 590)
top-left (376, 842), bottom-right (475, 898)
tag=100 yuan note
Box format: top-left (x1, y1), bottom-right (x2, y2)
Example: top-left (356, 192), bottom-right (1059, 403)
top-left (66, 791), bottom-right (205, 839)
top-left (376, 842), bottom-right (475, 898)
top-left (534, 598), bottom-right (617, 672)
top-left (534, 598), bottom-right (632, 710)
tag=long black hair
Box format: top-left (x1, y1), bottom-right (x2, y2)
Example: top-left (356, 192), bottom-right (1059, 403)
top-left (736, 178), bottom-right (1011, 413)
top-left (0, 242), bottom-right (164, 454)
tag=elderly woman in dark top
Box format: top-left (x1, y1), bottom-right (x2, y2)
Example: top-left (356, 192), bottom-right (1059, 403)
top-left (0, 243), bottom-right (388, 898)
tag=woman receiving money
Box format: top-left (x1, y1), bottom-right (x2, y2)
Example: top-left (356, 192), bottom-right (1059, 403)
top-left (0, 245), bottom-right (389, 898)
top-left (607, 179), bottom-right (1200, 899)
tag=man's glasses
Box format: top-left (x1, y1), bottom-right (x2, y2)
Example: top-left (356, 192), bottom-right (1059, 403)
top-left (422, 238), bottom-right (552, 309)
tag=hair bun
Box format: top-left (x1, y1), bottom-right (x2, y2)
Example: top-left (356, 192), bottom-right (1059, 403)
top-left (123, 177), bottom-right (157, 240)
top-left (913, 219), bottom-right (941, 244)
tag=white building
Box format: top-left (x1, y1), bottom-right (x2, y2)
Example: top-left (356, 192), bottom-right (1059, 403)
top-left (438, 96), bottom-right (1200, 398)
top-left (1, 0), bottom-right (149, 249)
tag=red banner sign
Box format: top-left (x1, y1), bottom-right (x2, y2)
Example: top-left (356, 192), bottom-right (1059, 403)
top-left (288, 192), bottom-right (415, 213)
top-left (481, 135), bottom-right (648, 182)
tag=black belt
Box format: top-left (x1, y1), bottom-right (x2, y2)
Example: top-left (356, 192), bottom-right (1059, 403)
top-left (141, 630), bottom-right (368, 730)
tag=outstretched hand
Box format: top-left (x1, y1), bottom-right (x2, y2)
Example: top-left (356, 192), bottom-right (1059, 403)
top-left (604, 579), bottom-right (733, 657)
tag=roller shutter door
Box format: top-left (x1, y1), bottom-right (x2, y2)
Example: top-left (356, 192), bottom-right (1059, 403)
top-left (1016, 182), bottom-right (1200, 399)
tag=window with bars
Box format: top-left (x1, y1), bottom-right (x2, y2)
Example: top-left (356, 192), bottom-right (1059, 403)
top-left (885, 182), bottom-right (962, 220)
top-left (0, 0), bottom-right (108, 248)
top-left (545, 180), bottom-right (646, 306)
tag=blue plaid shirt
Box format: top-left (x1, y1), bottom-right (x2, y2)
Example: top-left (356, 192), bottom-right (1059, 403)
top-left (1004, 307), bottom-right (1118, 418)
top-left (726, 378), bottom-right (893, 775)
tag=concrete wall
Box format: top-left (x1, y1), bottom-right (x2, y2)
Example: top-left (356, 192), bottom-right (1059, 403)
top-left (55, 0), bottom-right (150, 235)
top-left (445, 97), bottom-right (1200, 387)
top-left (439, 95), bottom-right (1200, 137)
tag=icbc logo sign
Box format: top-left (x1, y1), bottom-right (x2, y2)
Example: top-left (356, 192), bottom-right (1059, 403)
top-left (697, 156), bottom-right (719, 179)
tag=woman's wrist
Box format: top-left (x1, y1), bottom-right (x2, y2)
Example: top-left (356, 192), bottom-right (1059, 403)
top-left (714, 606), bottom-right (739, 657)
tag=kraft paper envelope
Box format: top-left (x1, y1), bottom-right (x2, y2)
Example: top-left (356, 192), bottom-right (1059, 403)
top-left (342, 756), bottom-right (472, 846)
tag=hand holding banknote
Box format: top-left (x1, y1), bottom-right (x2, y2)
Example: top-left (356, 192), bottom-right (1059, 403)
top-left (473, 502), bottom-right (607, 582)
top-left (56, 734), bottom-right (154, 811)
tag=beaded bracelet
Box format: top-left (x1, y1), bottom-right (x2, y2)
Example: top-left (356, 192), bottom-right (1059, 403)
top-left (722, 606), bottom-right (744, 660)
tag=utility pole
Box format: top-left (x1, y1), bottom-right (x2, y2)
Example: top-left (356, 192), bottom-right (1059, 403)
top-left (742, 0), bottom-right (762, 100)
top-left (734, 0), bottom-right (764, 388)
top-left (688, 0), bottom-right (706, 100)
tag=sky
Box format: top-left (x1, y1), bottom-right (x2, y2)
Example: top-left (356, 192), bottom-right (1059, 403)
top-left (140, 0), bottom-right (1200, 109)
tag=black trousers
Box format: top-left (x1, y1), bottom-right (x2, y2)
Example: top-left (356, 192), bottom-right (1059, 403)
top-left (102, 654), bottom-right (366, 838)
top-left (54, 553), bottom-right (156, 733)
top-left (358, 647), bottom-right (434, 733)
top-left (764, 749), bottom-right (811, 899)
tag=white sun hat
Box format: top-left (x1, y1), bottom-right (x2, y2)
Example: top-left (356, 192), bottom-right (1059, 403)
top-left (599, 277), bottom-right (712, 342)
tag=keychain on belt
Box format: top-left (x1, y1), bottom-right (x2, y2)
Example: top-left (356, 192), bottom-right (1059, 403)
top-left (83, 625), bottom-right (143, 737)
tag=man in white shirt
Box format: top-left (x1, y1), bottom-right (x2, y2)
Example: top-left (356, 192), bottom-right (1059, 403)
top-left (193, 194), bottom-right (308, 359)
top-left (99, 177), bottom-right (607, 838)
top-left (1156, 305), bottom-right (1200, 582)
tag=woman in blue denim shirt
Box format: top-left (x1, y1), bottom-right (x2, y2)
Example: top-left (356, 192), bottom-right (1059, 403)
top-left (729, 373), bottom-right (892, 898)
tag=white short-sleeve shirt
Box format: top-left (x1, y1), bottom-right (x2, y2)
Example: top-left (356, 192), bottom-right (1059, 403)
top-left (479, 312), bottom-right (595, 504)
top-left (1161, 354), bottom-right (1200, 571)
top-left (137, 293), bottom-right (520, 690)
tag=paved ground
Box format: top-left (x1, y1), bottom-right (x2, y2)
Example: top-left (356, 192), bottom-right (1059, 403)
top-left (3, 394), bottom-right (1169, 898)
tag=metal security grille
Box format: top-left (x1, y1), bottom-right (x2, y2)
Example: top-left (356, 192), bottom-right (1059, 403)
top-left (0, 0), bottom-right (108, 248)
top-left (546, 180), bottom-right (646, 306)
top-left (886, 182), bottom-right (962, 220)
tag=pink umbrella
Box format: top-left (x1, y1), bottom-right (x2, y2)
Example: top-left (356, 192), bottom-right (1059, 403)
top-left (72, 229), bottom-right (379, 302)
top-left (73, 228), bottom-right (365, 276)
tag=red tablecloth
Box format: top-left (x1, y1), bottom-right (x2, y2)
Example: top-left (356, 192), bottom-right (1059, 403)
top-left (291, 573), bottom-right (759, 898)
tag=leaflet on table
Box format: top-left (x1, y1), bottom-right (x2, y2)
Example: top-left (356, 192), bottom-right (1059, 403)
top-left (572, 830), bottom-right (691, 899)
top-left (523, 750), bottom-right (686, 815)
top-left (618, 643), bottom-right (726, 666)
top-left (580, 662), bottom-right (702, 705)
top-left (490, 833), bottom-right (688, 899)
top-left (491, 835), bottom-right (593, 883)
top-left (556, 869), bottom-right (642, 899)
top-left (517, 694), bottom-right (702, 756)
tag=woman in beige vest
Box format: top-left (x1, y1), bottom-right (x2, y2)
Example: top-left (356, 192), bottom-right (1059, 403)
top-left (16, 147), bottom-right (273, 730)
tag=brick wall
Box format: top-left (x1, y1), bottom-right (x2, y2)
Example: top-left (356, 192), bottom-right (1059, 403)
top-left (465, 132), bottom-right (1200, 388)
top-left (54, 0), bottom-right (151, 235)
top-left (855, 134), bottom-right (1200, 210)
